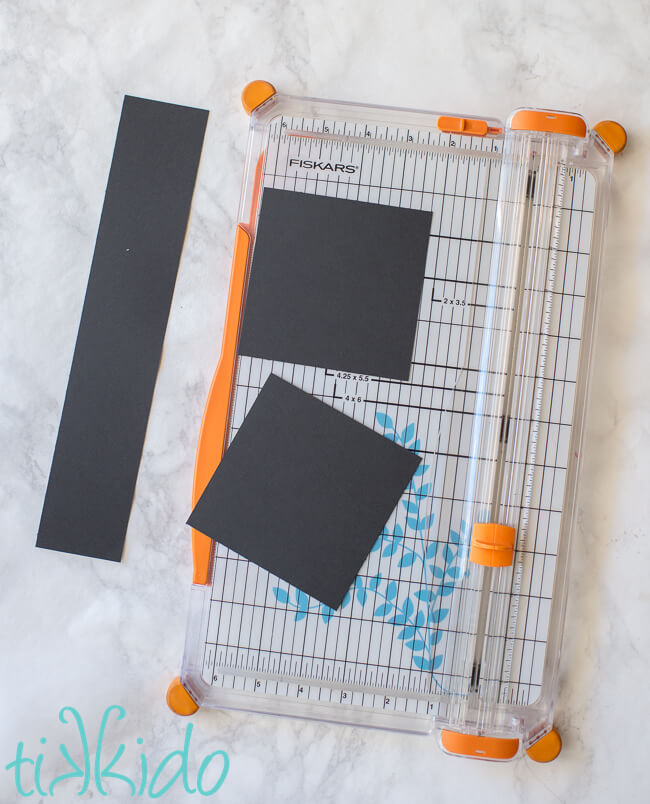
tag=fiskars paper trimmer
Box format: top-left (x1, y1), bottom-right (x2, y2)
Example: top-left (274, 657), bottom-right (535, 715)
top-left (167, 81), bottom-right (625, 762)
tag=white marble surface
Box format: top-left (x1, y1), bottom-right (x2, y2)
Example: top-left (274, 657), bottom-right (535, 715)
top-left (1, 0), bottom-right (649, 801)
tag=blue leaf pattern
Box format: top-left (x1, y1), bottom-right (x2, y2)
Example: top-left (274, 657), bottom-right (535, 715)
top-left (272, 587), bottom-right (289, 604)
top-left (270, 412), bottom-right (467, 679)
top-left (398, 626), bottom-right (417, 640)
top-left (368, 574), bottom-right (381, 591)
top-left (376, 413), bottom-right (394, 430)
top-left (402, 599), bottom-right (414, 619)
top-left (382, 542), bottom-right (399, 558)
top-left (398, 552), bottom-right (416, 568)
top-left (401, 423), bottom-right (415, 444)
top-left (406, 639), bottom-right (425, 651)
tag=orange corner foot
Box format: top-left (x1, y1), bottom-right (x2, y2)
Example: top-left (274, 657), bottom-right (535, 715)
top-left (526, 727), bottom-right (562, 762)
top-left (594, 120), bottom-right (627, 154)
top-left (241, 81), bottom-right (276, 115)
top-left (166, 677), bottom-right (199, 716)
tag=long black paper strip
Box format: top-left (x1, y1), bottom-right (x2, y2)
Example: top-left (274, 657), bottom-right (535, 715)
top-left (37, 95), bottom-right (208, 561)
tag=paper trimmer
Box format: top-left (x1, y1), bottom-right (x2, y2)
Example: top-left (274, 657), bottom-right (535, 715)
top-left (167, 82), bottom-right (625, 762)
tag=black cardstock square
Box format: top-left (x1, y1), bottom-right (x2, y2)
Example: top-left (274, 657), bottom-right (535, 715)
top-left (187, 374), bottom-right (421, 609)
top-left (237, 188), bottom-right (432, 380)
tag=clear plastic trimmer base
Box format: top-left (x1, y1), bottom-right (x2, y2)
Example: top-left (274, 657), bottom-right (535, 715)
top-left (169, 84), bottom-right (625, 763)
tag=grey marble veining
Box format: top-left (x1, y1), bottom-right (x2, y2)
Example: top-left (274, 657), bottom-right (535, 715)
top-left (1, 0), bottom-right (649, 801)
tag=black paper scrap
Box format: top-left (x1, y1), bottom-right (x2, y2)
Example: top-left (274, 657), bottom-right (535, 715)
top-left (238, 188), bottom-right (432, 380)
top-left (187, 374), bottom-right (421, 609)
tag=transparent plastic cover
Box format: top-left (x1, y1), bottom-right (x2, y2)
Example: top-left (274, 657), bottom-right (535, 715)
top-left (179, 92), bottom-right (614, 756)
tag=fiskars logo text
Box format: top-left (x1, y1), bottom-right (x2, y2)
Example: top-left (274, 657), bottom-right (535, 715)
top-left (288, 158), bottom-right (358, 173)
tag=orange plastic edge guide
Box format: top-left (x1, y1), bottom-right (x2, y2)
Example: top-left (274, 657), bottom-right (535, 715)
top-left (509, 109), bottom-right (587, 138)
top-left (190, 150), bottom-right (265, 585)
top-left (441, 730), bottom-right (519, 760)
top-left (437, 116), bottom-right (502, 137)
top-left (469, 522), bottom-right (516, 567)
top-left (190, 224), bottom-right (251, 584)
top-left (526, 728), bottom-right (562, 762)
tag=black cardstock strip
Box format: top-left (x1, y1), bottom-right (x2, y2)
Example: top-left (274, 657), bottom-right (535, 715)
top-left (187, 374), bottom-right (421, 609)
top-left (37, 95), bottom-right (208, 561)
top-left (237, 188), bottom-right (432, 381)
